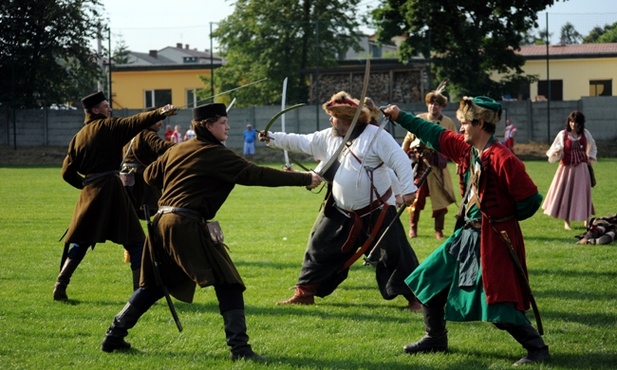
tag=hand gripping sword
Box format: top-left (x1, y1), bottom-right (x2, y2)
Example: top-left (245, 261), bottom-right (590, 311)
top-left (143, 205), bottom-right (183, 332)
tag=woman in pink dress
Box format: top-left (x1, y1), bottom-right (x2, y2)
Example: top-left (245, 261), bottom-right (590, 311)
top-left (542, 111), bottom-right (597, 230)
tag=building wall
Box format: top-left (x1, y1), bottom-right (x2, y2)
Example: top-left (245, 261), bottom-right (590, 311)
top-left (524, 57), bottom-right (617, 101)
top-left (111, 68), bottom-right (212, 109)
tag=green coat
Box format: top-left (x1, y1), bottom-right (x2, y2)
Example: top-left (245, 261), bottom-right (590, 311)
top-left (142, 137), bottom-right (312, 303)
top-left (61, 110), bottom-right (166, 245)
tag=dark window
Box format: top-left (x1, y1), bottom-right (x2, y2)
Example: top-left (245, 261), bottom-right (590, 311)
top-left (537, 80), bottom-right (563, 101)
top-left (144, 89), bottom-right (172, 108)
top-left (589, 80), bottom-right (612, 96)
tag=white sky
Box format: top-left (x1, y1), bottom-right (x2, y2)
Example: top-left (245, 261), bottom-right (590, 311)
top-left (95, 0), bottom-right (617, 53)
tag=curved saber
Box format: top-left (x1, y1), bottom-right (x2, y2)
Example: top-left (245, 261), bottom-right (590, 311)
top-left (281, 78), bottom-right (291, 168)
top-left (262, 103), bottom-right (306, 134)
top-left (317, 59), bottom-right (371, 178)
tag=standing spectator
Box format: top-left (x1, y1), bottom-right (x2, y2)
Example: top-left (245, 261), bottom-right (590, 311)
top-left (170, 125), bottom-right (183, 143)
top-left (121, 110), bottom-right (175, 219)
top-left (259, 91), bottom-right (422, 310)
top-left (164, 125), bottom-right (174, 142)
top-left (243, 124), bottom-right (257, 159)
top-left (401, 89), bottom-right (457, 240)
top-left (100, 103), bottom-right (321, 361)
top-left (384, 96), bottom-right (549, 366)
top-left (53, 91), bottom-right (177, 301)
top-left (542, 111), bottom-right (597, 230)
top-left (184, 127), bottom-right (196, 141)
top-left (504, 118), bottom-right (518, 153)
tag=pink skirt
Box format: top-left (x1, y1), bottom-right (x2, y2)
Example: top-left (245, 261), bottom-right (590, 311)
top-left (542, 163), bottom-right (595, 221)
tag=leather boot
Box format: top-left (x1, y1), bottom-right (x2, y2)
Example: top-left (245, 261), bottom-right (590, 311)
top-left (434, 210), bottom-right (446, 240)
top-left (403, 293), bottom-right (422, 312)
top-left (53, 258), bottom-right (81, 301)
top-left (404, 290), bottom-right (448, 354)
top-left (409, 211), bottom-right (420, 238)
top-left (101, 302), bottom-right (145, 353)
top-left (504, 324), bottom-right (550, 366)
top-left (132, 268), bottom-right (141, 291)
top-left (277, 284), bottom-right (319, 305)
top-left (222, 309), bottom-right (266, 362)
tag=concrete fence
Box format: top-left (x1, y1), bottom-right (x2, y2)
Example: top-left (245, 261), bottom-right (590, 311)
top-left (2, 97), bottom-right (616, 150)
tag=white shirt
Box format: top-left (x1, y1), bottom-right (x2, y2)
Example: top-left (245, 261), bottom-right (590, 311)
top-left (268, 125), bottom-right (416, 211)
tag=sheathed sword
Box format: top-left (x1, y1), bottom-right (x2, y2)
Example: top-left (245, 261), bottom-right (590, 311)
top-left (143, 205), bottom-right (183, 332)
top-left (484, 215), bottom-right (543, 335)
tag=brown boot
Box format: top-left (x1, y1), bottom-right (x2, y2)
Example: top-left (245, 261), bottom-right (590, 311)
top-left (409, 211), bottom-right (420, 238)
top-left (277, 284), bottom-right (319, 305)
top-left (434, 210), bottom-right (446, 240)
top-left (404, 294), bottom-right (422, 312)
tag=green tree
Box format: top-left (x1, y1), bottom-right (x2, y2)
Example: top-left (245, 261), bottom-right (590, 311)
top-left (583, 23), bottom-right (617, 43)
top-left (559, 22), bottom-right (582, 44)
top-left (0, 0), bottom-right (105, 108)
top-left (211, 0), bottom-right (363, 106)
top-left (371, 0), bottom-right (559, 99)
top-left (112, 35), bottom-right (132, 65)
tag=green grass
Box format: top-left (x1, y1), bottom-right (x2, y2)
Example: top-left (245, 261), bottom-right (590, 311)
top-left (0, 160), bottom-right (616, 369)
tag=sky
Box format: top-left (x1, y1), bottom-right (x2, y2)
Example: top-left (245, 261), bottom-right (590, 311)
top-left (95, 0), bottom-right (617, 53)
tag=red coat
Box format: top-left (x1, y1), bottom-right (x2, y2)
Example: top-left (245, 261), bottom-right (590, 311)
top-left (439, 130), bottom-right (539, 311)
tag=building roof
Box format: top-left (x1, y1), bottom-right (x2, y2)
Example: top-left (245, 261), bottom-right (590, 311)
top-left (518, 43), bottom-right (617, 59)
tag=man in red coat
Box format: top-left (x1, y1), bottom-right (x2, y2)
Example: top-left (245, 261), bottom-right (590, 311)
top-left (384, 96), bottom-right (549, 366)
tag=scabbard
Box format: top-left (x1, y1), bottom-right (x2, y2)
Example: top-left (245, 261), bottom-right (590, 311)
top-left (144, 206), bottom-right (183, 332)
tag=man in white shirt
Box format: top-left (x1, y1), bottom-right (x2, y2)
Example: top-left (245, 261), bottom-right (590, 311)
top-left (259, 91), bottom-right (421, 310)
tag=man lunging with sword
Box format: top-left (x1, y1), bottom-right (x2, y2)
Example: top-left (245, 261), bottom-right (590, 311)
top-left (384, 96), bottom-right (549, 366)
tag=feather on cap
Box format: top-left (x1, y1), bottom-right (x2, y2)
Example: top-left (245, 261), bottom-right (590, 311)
top-left (322, 91), bottom-right (371, 124)
top-left (425, 79), bottom-right (448, 107)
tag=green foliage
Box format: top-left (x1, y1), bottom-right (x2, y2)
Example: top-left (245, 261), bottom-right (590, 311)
top-left (559, 22), bottom-right (582, 44)
top-left (211, 0), bottom-right (363, 106)
top-left (583, 22), bottom-right (617, 43)
top-left (112, 35), bottom-right (132, 65)
top-left (0, 0), bottom-right (106, 108)
top-left (1, 160), bottom-right (617, 369)
top-left (372, 0), bottom-right (559, 99)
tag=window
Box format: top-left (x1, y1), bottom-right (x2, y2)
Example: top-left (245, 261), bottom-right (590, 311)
top-left (185, 89), bottom-right (199, 108)
top-left (537, 80), bottom-right (563, 101)
top-left (144, 89), bottom-right (172, 108)
top-left (589, 80), bottom-right (612, 96)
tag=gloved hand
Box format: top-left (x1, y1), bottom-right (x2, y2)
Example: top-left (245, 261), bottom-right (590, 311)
top-left (159, 104), bottom-right (179, 117)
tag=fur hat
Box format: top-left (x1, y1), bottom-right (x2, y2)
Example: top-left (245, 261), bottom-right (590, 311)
top-left (322, 91), bottom-right (371, 124)
top-left (425, 91), bottom-right (448, 107)
top-left (81, 91), bottom-right (106, 110)
top-left (363, 97), bottom-right (381, 122)
top-left (456, 96), bottom-right (502, 125)
top-left (192, 103), bottom-right (227, 121)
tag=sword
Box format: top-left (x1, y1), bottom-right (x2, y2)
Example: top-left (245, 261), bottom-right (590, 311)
top-left (144, 205), bottom-right (183, 333)
top-left (364, 164), bottom-right (432, 266)
top-left (485, 215), bottom-right (543, 335)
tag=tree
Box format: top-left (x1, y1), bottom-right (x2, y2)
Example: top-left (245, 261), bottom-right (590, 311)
top-left (210, 0), bottom-right (363, 106)
top-left (0, 0), bottom-right (105, 108)
top-left (371, 0), bottom-right (559, 100)
top-left (583, 23), bottom-right (617, 43)
top-left (112, 35), bottom-right (132, 65)
top-left (559, 22), bottom-right (582, 44)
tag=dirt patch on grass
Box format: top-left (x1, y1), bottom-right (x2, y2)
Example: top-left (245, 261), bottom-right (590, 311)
top-left (1, 139), bottom-right (616, 166)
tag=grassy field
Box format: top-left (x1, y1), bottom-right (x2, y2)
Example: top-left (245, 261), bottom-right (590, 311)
top-left (0, 160), bottom-right (616, 369)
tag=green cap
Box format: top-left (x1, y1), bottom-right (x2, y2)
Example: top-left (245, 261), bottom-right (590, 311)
top-left (472, 96), bottom-right (502, 114)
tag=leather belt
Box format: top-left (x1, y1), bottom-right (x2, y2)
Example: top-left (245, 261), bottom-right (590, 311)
top-left (464, 220), bottom-right (482, 229)
top-left (158, 206), bottom-right (205, 223)
top-left (351, 187), bottom-right (392, 217)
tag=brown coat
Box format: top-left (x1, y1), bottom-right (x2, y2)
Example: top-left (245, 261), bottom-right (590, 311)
top-left (123, 127), bottom-right (175, 216)
top-left (142, 138), bottom-right (312, 303)
top-left (61, 110), bottom-right (166, 245)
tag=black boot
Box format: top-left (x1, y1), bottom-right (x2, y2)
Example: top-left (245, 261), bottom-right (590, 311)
top-left (132, 268), bottom-right (141, 291)
top-left (53, 258), bottom-right (81, 301)
top-left (101, 302), bottom-right (145, 353)
top-left (504, 324), bottom-right (549, 366)
top-left (403, 290), bottom-right (448, 354)
top-left (222, 309), bottom-right (266, 362)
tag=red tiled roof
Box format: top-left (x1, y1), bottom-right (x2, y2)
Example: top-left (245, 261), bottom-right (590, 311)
top-left (518, 43), bottom-right (617, 57)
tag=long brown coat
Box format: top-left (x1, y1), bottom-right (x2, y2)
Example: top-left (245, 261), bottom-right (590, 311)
top-left (61, 110), bottom-right (167, 245)
top-left (123, 127), bottom-right (174, 216)
top-left (142, 137), bottom-right (312, 303)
